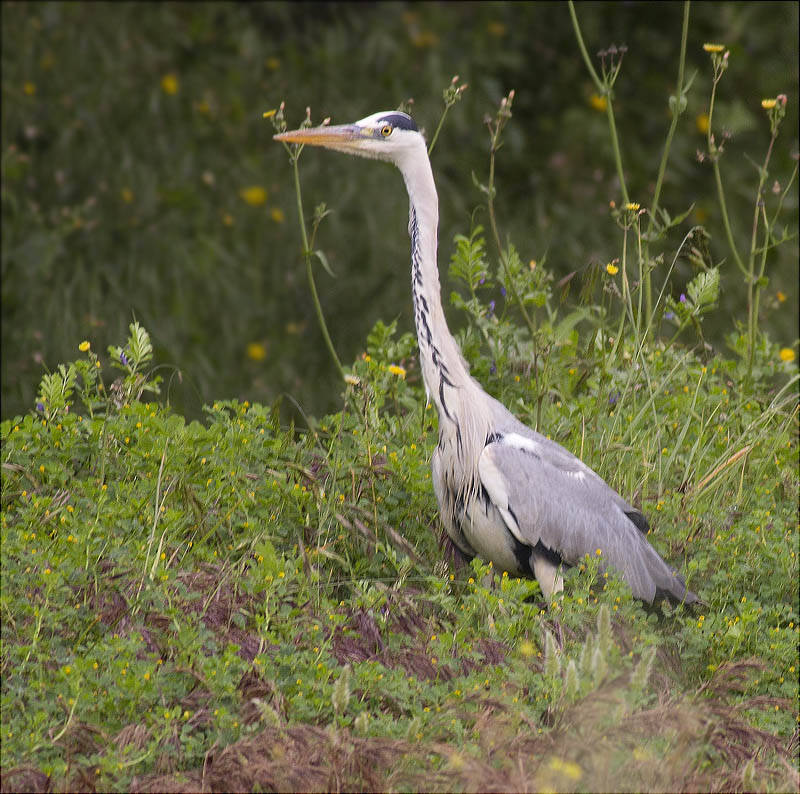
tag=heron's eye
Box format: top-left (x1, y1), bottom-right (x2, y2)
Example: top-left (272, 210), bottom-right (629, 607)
top-left (380, 124), bottom-right (393, 137)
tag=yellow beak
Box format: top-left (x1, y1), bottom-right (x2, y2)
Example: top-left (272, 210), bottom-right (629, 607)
top-left (273, 124), bottom-right (365, 147)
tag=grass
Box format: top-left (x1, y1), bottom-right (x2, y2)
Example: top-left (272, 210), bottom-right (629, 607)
top-left (1, 298), bottom-right (797, 792)
top-left (2, 3), bottom-right (798, 791)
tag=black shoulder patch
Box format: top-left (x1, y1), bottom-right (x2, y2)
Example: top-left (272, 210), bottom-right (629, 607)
top-left (378, 112), bottom-right (418, 131)
top-left (625, 509), bottom-right (650, 534)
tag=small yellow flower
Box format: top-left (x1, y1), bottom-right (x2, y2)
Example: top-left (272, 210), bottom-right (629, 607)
top-left (265, 57), bottom-right (281, 71)
top-left (270, 207), bottom-right (285, 223)
top-left (703, 43), bottom-right (725, 53)
top-left (121, 187), bottom-right (134, 203)
top-left (239, 186), bottom-right (267, 206)
top-left (520, 640), bottom-right (536, 657)
top-left (262, 108), bottom-right (277, 119)
top-left (761, 98), bottom-right (777, 110)
top-left (590, 93), bottom-right (607, 112)
top-left (779, 347), bottom-right (795, 363)
top-left (595, 548), bottom-right (603, 556)
top-left (222, 212), bottom-right (234, 227)
top-left (23, 82), bottom-right (36, 96)
top-left (624, 202), bottom-right (641, 211)
top-left (606, 263), bottom-right (619, 276)
top-left (160, 73), bottom-right (179, 95)
top-left (776, 291), bottom-right (786, 303)
top-left (388, 364), bottom-right (407, 379)
top-left (246, 342), bottom-right (267, 361)
top-left (695, 113), bottom-right (710, 134)
top-left (487, 21), bottom-right (506, 37)
top-left (79, 340), bottom-right (91, 352)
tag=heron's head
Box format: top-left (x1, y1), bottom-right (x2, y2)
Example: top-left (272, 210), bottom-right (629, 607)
top-left (273, 111), bottom-right (424, 166)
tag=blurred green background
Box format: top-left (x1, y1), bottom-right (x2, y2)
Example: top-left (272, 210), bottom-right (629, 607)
top-left (2, 2), bottom-right (797, 422)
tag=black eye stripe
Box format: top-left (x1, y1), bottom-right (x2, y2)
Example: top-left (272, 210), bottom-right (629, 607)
top-left (376, 112), bottom-right (418, 132)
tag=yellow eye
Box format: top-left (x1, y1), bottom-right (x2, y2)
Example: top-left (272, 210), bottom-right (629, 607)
top-left (381, 124), bottom-right (392, 137)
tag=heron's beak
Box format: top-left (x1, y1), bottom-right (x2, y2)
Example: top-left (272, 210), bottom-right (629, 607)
top-left (273, 124), bottom-right (366, 149)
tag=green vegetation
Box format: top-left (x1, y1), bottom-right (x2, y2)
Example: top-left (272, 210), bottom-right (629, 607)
top-left (2, 2), bottom-right (798, 791)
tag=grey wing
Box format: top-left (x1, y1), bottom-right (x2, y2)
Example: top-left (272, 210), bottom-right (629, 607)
top-left (477, 431), bottom-right (697, 603)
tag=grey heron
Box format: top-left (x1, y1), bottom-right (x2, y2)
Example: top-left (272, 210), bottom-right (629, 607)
top-left (275, 110), bottom-right (701, 605)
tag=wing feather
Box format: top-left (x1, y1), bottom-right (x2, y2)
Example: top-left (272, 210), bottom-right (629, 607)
top-left (477, 434), bottom-right (698, 603)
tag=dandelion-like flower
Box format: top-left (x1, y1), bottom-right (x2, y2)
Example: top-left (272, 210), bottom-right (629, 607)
top-left (590, 93), bottom-right (608, 112)
top-left (703, 43), bottom-right (725, 53)
top-left (779, 347), bottom-right (795, 363)
top-left (240, 186), bottom-right (267, 206)
top-left (160, 73), bottom-right (179, 95)
top-left (246, 342), bottom-right (267, 361)
top-left (79, 340), bottom-right (91, 352)
top-left (388, 364), bottom-right (407, 379)
top-left (761, 98), bottom-right (777, 110)
top-left (695, 113), bottom-right (710, 134)
top-left (624, 202), bottom-right (640, 211)
top-left (270, 207), bottom-right (285, 223)
top-left (605, 263), bottom-right (619, 275)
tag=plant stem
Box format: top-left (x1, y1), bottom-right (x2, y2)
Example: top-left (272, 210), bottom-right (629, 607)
top-left (568, 1), bottom-right (630, 206)
top-left (650, 1), bottom-right (690, 223)
top-left (644, 1), bottom-right (691, 327)
top-left (291, 153), bottom-right (345, 381)
top-left (427, 106), bottom-right (451, 157)
top-left (486, 124), bottom-right (537, 345)
top-left (568, 1), bottom-right (603, 92)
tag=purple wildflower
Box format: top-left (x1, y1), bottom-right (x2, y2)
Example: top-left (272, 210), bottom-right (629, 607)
top-left (120, 351), bottom-right (129, 366)
top-left (665, 311), bottom-right (676, 321)
top-left (679, 293), bottom-right (687, 303)
top-left (609, 391), bottom-right (620, 406)
top-left (488, 300), bottom-right (495, 315)
top-left (36, 402), bottom-right (45, 413)
top-left (500, 286), bottom-right (507, 297)
top-left (490, 361), bottom-right (497, 375)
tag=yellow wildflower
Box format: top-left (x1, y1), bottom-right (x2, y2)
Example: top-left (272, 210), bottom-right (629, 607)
top-left (695, 113), bottom-right (710, 134)
top-left (270, 207), bottom-right (285, 223)
top-left (606, 263), bottom-right (619, 276)
top-left (776, 291), bottom-right (786, 303)
top-left (262, 108), bottom-right (277, 119)
top-left (590, 93), bottom-right (607, 112)
top-left (779, 347), bottom-right (795, 363)
top-left (761, 98), bottom-right (777, 110)
top-left (487, 21), bottom-right (506, 37)
top-left (121, 187), bottom-right (134, 203)
top-left (78, 340), bottom-right (91, 352)
top-left (265, 57), bottom-right (281, 71)
top-left (388, 364), bottom-right (407, 379)
top-left (23, 82), bottom-right (36, 96)
top-left (703, 43), bottom-right (725, 53)
top-left (239, 186), bottom-right (267, 206)
top-left (246, 342), bottom-right (267, 361)
top-left (520, 640), bottom-right (536, 657)
top-left (624, 202), bottom-right (641, 211)
top-left (161, 73), bottom-right (179, 95)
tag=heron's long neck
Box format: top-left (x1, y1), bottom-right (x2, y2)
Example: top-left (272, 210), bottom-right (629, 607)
top-left (401, 153), bottom-right (474, 423)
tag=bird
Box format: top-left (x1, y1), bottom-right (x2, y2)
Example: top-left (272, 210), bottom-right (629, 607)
top-left (274, 110), bottom-right (701, 605)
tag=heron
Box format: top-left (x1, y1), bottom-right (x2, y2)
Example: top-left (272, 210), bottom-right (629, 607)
top-left (274, 110), bottom-right (701, 605)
